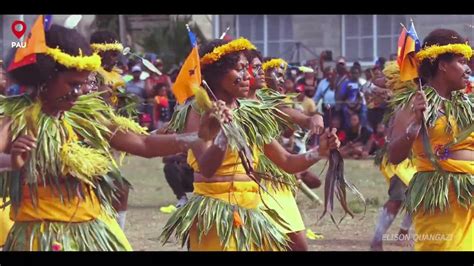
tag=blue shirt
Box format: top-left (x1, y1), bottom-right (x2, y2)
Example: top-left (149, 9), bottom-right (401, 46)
top-left (313, 78), bottom-right (336, 106)
top-left (126, 80), bottom-right (146, 112)
top-left (341, 80), bottom-right (366, 105)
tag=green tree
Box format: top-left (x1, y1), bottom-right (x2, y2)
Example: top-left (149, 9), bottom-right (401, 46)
top-left (93, 15), bottom-right (119, 37)
top-left (138, 16), bottom-right (208, 71)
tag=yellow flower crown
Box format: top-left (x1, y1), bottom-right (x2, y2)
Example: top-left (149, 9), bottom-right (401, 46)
top-left (201, 37), bottom-right (256, 66)
top-left (262, 58), bottom-right (288, 72)
top-left (416, 43), bottom-right (473, 61)
top-left (90, 42), bottom-right (124, 52)
top-left (45, 46), bottom-right (102, 72)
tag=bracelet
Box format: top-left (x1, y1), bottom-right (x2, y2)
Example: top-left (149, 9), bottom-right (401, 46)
top-left (304, 148), bottom-right (320, 161)
top-left (175, 132), bottom-right (200, 151)
top-left (213, 130), bottom-right (228, 151)
top-left (405, 122), bottom-right (422, 140)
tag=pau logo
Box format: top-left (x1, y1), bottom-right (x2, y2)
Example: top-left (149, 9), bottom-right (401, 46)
top-left (11, 20), bottom-right (27, 48)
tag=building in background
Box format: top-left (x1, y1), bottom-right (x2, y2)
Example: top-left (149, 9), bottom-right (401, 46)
top-left (1, 15), bottom-right (213, 60)
top-left (217, 15), bottom-right (474, 66)
top-left (2, 15), bottom-right (473, 67)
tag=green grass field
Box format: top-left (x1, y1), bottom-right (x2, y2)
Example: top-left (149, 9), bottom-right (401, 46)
top-left (120, 156), bottom-right (412, 251)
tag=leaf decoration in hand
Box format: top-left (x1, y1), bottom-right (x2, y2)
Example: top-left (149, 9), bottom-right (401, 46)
top-left (192, 86), bottom-right (212, 112)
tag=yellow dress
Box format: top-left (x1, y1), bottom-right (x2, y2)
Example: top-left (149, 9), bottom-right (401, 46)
top-left (255, 151), bottom-right (305, 234)
top-left (260, 184), bottom-right (305, 234)
top-left (4, 183), bottom-right (132, 251)
top-left (0, 197), bottom-right (13, 247)
top-left (380, 156), bottom-right (416, 186)
top-left (410, 116), bottom-right (473, 251)
top-left (184, 148), bottom-right (288, 251)
top-left (189, 181), bottom-right (266, 251)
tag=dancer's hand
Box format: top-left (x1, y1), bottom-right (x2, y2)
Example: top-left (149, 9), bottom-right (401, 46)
top-left (198, 100), bottom-right (232, 141)
top-left (318, 128), bottom-right (340, 156)
top-left (308, 114), bottom-right (324, 136)
top-left (11, 135), bottom-right (36, 170)
top-left (151, 122), bottom-right (171, 135)
top-left (410, 90), bottom-right (427, 124)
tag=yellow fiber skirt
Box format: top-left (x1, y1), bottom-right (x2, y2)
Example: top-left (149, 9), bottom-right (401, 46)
top-left (413, 184), bottom-right (473, 251)
top-left (6, 185), bottom-right (132, 251)
top-left (97, 212), bottom-right (133, 251)
top-left (189, 181), bottom-right (279, 251)
top-left (260, 185), bottom-right (305, 234)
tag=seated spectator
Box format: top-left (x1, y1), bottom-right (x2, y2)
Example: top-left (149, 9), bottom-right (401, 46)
top-left (153, 83), bottom-right (171, 130)
top-left (330, 115), bottom-right (347, 146)
top-left (139, 113), bottom-right (152, 131)
top-left (362, 122), bottom-right (387, 158)
top-left (126, 65), bottom-right (147, 114)
top-left (340, 113), bottom-right (372, 159)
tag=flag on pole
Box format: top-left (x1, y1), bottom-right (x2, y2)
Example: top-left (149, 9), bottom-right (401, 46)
top-left (8, 15), bottom-right (47, 72)
top-left (397, 20), bottom-right (421, 81)
top-left (44, 15), bottom-right (53, 31)
top-left (172, 26), bottom-right (201, 104)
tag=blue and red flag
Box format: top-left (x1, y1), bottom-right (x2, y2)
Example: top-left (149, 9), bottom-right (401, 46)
top-left (397, 21), bottom-right (421, 81)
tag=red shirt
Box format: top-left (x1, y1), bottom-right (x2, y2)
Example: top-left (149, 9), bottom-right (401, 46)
top-left (154, 96), bottom-right (170, 122)
top-left (370, 133), bottom-right (386, 148)
top-left (336, 130), bottom-right (346, 144)
top-left (148, 74), bottom-right (171, 87)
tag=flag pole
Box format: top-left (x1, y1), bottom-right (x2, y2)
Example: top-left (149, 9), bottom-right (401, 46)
top-left (201, 80), bottom-right (219, 101)
top-left (219, 27), bottom-right (230, 39)
top-left (400, 23), bottom-right (408, 31)
top-left (184, 24), bottom-right (219, 102)
top-left (184, 24), bottom-right (218, 101)
top-left (409, 18), bottom-right (423, 91)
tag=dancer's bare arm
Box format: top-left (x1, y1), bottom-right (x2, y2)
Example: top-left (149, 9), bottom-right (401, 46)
top-left (264, 128), bottom-right (340, 174)
top-left (388, 91), bottom-right (426, 164)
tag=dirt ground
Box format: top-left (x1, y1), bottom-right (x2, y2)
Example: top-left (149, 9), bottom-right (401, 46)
top-left (120, 156), bottom-right (412, 251)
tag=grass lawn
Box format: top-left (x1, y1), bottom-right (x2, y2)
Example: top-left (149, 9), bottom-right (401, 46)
top-left (120, 156), bottom-right (412, 251)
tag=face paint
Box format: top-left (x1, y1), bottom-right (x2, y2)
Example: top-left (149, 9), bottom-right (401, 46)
top-left (233, 66), bottom-right (247, 85)
top-left (249, 64), bottom-right (256, 88)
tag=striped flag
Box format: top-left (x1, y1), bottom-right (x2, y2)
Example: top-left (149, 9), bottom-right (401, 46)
top-left (397, 21), bottom-right (421, 81)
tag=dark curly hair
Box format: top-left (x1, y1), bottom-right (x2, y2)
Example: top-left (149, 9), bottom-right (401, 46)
top-left (90, 30), bottom-right (119, 45)
top-left (8, 24), bottom-right (93, 87)
top-left (418, 29), bottom-right (466, 80)
top-left (262, 57), bottom-right (276, 63)
top-left (245, 49), bottom-right (263, 63)
top-left (199, 39), bottom-right (243, 92)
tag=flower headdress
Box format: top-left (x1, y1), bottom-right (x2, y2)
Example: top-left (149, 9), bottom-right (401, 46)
top-left (200, 37), bottom-right (256, 66)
